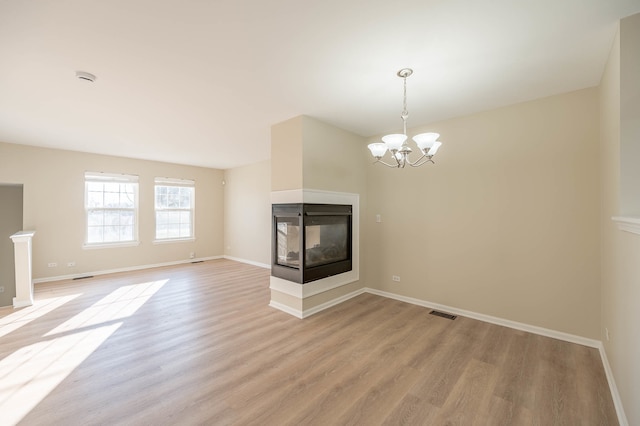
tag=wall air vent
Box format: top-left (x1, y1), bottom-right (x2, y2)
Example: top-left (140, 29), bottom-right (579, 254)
top-left (429, 310), bottom-right (457, 320)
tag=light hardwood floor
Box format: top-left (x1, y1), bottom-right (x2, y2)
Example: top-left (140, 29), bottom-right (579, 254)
top-left (0, 259), bottom-right (618, 425)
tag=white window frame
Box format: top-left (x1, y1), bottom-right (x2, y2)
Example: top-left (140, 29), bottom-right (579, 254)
top-left (154, 177), bottom-right (195, 243)
top-left (84, 172), bottom-right (139, 249)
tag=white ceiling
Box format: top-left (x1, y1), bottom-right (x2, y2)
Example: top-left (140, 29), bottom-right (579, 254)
top-left (1, 0), bottom-right (639, 169)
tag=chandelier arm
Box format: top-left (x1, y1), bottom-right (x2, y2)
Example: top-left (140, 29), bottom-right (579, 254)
top-left (373, 158), bottom-right (404, 168)
top-left (404, 153), bottom-right (427, 166)
top-left (407, 156), bottom-right (435, 167)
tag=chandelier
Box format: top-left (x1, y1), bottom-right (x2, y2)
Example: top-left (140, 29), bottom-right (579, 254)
top-left (367, 68), bottom-right (442, 168)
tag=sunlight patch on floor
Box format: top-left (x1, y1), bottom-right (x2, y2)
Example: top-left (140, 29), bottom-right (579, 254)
top-left (45, 279), bottom-right (168, 336)
top-left (0, 294), bottom-right (81, 339)
top-left (0, 279), bottom-right (168, 425)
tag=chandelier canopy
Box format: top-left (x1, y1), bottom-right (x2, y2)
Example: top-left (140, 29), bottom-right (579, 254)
top-left (368, 68), bottom-right (442, 168)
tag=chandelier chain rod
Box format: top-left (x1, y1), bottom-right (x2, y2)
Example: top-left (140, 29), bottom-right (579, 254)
top-left (402, 75), bottom-right (408, 136)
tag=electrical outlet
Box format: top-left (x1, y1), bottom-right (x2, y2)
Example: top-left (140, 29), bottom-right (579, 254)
top-left (392, 275), bottom-right (401, 282)
top-left (48, 262), bottom-right (57, 268)
top-left (376, 214), bottom-right (382, 223)
top-left (605, 328), bottom-right (610, 341)
top-left (0, 286), bottom-right (4, 293)
top-left (67, 262), bottom-right (76, 267)
top-left (189, 252), bottom-right (195, 259)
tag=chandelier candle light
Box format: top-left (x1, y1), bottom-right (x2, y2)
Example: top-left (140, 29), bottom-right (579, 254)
top-left (368, 68), bottom-right (443, 168)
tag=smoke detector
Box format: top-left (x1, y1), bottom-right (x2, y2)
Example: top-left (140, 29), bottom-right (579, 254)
top-left (75, 71), bottom-right (96, 82)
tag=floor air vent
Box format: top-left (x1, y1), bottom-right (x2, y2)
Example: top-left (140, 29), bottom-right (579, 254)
top-left (191, 260), bottom-right (204, 264)
top-left (429, 310), bottom-right (457, 320)
top-left (72, 275), bottom-right (94, 280)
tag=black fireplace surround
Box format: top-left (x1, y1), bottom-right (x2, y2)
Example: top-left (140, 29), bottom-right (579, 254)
top-left (272, 203), bottom-right (352, 284)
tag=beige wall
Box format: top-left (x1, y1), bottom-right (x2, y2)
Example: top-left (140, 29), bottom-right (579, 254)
top-left (601, 20), bottom-right (640, 425)
top-left (271, 114), bottom-right (369, 194)
top-left (223, 160), bottom-right (271, 266)
top-left (620, 13), bottom-right (640, 216)
top-left (0, 185), bottom-right (23, 306)
top-left (302, 116), bottom-right (369, 195)
top-left (365, 88), bottom-right (601, 339)
top-left (271, 116), bottom-right (303, 191)
top-left (0, 142), bottom-right (224, 280)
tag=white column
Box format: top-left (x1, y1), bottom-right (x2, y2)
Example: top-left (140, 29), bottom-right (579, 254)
top-left (10, 231), bottom-right (36, 308)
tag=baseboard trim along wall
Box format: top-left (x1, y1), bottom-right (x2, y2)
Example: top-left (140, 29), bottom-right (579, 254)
top-left (365, 288), bottom-right (601, 349)
top-left (598, 343), bottom-right (629, 426)
top-left (33, 256), bottom-right (224, 284)
top-left (268, 300), bottom-right (304, 319)
top-left (302, 288), bottom-right (368, 318)
top-left (269, 288), bottom-right (367, 319)
top-left (223, 255), bottom-right (270, 269)
top-left (268, 286), bottom-right (601, 348)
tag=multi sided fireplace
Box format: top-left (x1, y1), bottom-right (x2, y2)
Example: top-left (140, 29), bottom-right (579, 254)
top-left (272, 203), bottom-right (352, 284)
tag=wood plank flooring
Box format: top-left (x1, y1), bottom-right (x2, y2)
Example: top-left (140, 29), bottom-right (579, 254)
top-left (0, 259), bottom-right (618, 425)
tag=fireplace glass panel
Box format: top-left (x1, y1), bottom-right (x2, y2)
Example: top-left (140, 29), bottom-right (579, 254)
top-left (305, 221), bottom-right (349, 268)
top-left (276, 219), bottom-right (300, 269)
top-left (272, 203), bottom-right (352, 283)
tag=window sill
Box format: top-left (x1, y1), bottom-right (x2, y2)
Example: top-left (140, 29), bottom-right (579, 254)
top-left (612, 216), bottom-right (640, 235)
top-left (83, 241), bottom-right (140, 250)
top-left (153, 238), bottom-right (196, 245)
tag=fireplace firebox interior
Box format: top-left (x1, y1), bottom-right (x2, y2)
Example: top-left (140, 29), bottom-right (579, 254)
top-left (272, 203), bottom-right (352, 284)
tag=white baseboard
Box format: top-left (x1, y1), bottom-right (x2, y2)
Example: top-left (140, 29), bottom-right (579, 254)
top-left (269, 285), bottom-right (599, 348)
top-left (223, 255), bottom-right (270, 269)
top-left (268, 300), bottom-right (303, 318)
top-left (301, 288), bottom-right (367, 318)
top-left (269, 288), bottom-right (367, 319)
top-left (365, 288), bottom-right (600, 348)
top-left (33, 256), bottom-right (223, 284)
top-left (598, 343), bottom-right (629, 426)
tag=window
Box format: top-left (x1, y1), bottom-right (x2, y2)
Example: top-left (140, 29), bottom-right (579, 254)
top-left (85, 172), bottom-right (139, 246)
top-left (154, 177), bottom-right (195, 241)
